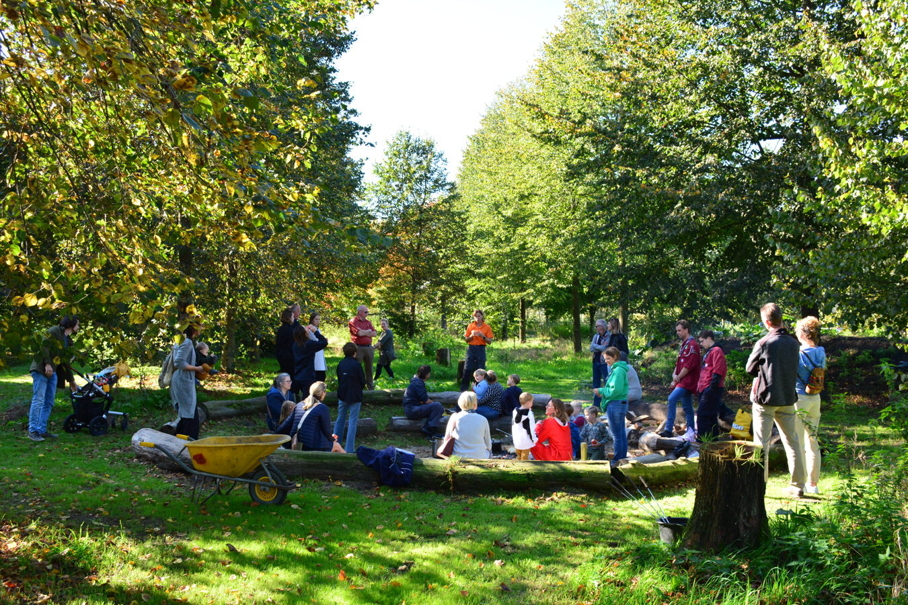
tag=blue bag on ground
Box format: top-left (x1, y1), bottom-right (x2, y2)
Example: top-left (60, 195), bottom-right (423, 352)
top-left (356, 445), bottom-right (416, 487)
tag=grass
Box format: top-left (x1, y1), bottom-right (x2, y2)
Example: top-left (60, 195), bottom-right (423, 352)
top-left (1, 337), bottom-right (906, 603)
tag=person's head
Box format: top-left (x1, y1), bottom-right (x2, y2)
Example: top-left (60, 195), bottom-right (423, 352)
top-left (564, 402), bottom-right (574, 416)
top-left (184, 324), bottom-right (200, 340)
top-left (60, 315), bottom-right (80, 335)
top-left (417, 364), bottom-right (431, 380)
top-left (595, 319), bottom-right (607, 335)
top-left (273, 373), bottom-right (292, 390)
top-left (356, 305), bottom-right (369, 320)
top-left (195, 341), bottom-right (210, 356)
top-left (309, 312), bottom-right (320, 327)
top-left (760, 303), bottom-right (783, 328)
top-left (304, 381), bottom-right (327, 409)
top-left (341, 342), bottom-right (358, 358)
top-left (279, 400), bottom-right (296, 424)
top-left (458, 391), bottom-right (478, 411)
top-left (675, 320), bottom-right (691, 339)
top-left (518, 392), bottom-right (534, 409)
top-left (292, 323), bottom-right (312, 346)
top-left (280, 308), bottom-right (294, 325)
top-left (380, 318), bottom-right (389, 330)
top-left (290, 304), bottom-right (301, 321)
top-left (796, 316), bottom-right (821, 345)
top-left (546, 398), bottom-right (569, 423)
top-left (585, 406), bottom-right (601, 423)
top-left (507, 374), bottom-right (520, 387)
top-left (604, 346), bottom-right (620, 365)
top-left (485, 370), bottom-right (498, 384)
top-left (608, 318), bottom-right (621, 333)
top-left (619, 351), bottom-right (629, 362)
top-left (697, 329), bottom-right (715, 350)
top-left (473, 309), bottom-right (485, 323)
top-left (473, 369), bottom-right (487, 382)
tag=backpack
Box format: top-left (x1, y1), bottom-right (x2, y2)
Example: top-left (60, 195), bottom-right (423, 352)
top-left (158, 346), bottom-right (177, 389)
top-left (802, 353), bottom-right (825, 395)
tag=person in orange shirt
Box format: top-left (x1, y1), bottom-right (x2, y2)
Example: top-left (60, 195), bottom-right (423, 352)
top-left (459, 309), bottom-right (494, 391)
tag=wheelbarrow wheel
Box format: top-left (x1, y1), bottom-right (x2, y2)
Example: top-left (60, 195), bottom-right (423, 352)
top-left (88, 416), bottom-right (108, 436)
top-left (63, 414), bottom-right (80, 434)
top-left (249, 468), bottom-right (288, 505)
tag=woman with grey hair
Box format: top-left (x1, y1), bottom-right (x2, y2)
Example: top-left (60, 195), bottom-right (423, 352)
top-left (443, 391), bottom-right (492, 459)
top-left (266, 372), bottom-right (296, 432)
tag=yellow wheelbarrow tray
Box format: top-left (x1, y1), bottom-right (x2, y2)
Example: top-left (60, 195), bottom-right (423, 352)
top-left (140, 434), bottom-right (295, 506)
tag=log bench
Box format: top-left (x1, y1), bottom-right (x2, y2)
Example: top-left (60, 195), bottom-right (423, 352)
top-left (387, 415), bottom-right (514, 435)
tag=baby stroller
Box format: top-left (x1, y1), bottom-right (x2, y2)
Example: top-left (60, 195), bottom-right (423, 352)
top-left (64, 362), bottom-right (130, 436)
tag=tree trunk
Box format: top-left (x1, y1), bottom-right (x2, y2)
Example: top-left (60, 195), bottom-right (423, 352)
top-left (408, 301), bottom-right (416, 338)
top-left (619, 302), bottom-right (629, 338)
top-left (799, 304), bottom-right (820, 319)
top-left (500, 301), bottom-right (508, 341)
top-left (222, 258), bottom-right (237, 372)
top-left (588, 305), bottom-right (596, 335)
top-left (571, 274), bottom-right (581, 353)
top-left (683, 441), bottom-right (769, 551)
top-left (519, 298), bottom-right (526, 343)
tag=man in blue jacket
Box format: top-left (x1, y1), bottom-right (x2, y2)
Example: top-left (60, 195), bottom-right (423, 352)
top-left (403, 365), bottom-right (444, 440)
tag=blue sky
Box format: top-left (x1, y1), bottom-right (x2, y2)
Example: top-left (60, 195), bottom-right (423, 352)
top-left (335, 0), bottom-right (567, 182)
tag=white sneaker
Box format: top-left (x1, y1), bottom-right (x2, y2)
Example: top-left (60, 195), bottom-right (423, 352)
top-left (805, 485), bottom-right (819, 494)
top-left (682, 428), bottom-right (696, 442)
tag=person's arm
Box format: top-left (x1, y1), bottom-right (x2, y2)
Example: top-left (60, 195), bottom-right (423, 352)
top-left (482, 325), bottom-right (494, 345)
top-left (745, 342), bottom-right (763, 377)
top-left (483, 419), bottom-right (492, 451)
top-left (174, 341), bottom-right (202, 373)
top-left (589, 335), bottom-right (607, 353)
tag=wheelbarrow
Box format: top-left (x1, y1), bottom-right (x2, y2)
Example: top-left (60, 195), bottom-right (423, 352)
top-left (140, 434), bottom-right (295, 505)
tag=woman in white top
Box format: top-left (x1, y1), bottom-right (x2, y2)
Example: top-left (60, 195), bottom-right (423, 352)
top-left (309, 313), bottom-right (327, 382)
top-left (444, 391), bottom-right (492, 459)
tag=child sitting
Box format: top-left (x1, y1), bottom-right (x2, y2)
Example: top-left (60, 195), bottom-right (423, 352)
top-left (502, 374), bottom-right (523, 417)
top-left (511, 392), bottom-right (537, 460)
top-left (472, 369), bottom-right (489, 399)
top-left (568, 401), bottom-right (586, 428)
top-left (564, 403), bottom-right (582, 459)
top-left (580, 406), bottom-right (610, 461)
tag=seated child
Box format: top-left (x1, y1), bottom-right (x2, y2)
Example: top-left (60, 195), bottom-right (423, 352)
top-left (472, 369), bottom-right (489, 399)
top-left (580, 406), bottom-right (610, 461)
top-left (511, 392), bottom-right (537, 460)
top-left (502, 374), bottom-right (523, 417)
top-left (568, 401), bottom-right (586, 428)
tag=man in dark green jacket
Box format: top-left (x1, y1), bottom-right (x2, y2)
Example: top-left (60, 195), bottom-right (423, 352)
top-left (28, 316), bottom-right (79, 442)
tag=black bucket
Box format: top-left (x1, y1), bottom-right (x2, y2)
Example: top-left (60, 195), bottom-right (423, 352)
top-left (657, 517), bottom-right (688, 544)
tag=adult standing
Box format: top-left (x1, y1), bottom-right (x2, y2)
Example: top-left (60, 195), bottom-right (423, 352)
top-left (661, 320), bottom-right (701, 439)
top-left (373, 318), bottom-right (396, 382)
top-left (460, 309), bottom-right (494, 391)
top-left (606, 318), bottom-right (629, 356)
top-left (309, 312), bottom-right (327, 383)
top-left (403, 365), bottom-right (445, 439)
top-left (28, 315), bottom-right (80, 442)
top-left (695, 330), bottom-right (728, 441)
top-left (589, 319), bottom-right (609, 407)
top-left (335, 342), bottom-right (366, 453)
top-left (349, 305), bottom-right (378, 391)
top-left (274, 307), bottom-right (296, 377)
top-left (593, 347), bottom-right (629, 467)
top-left (292, 324), bottom-right (328, 399)
top-left (794, 316), bottom-right (826, 495)
top-left (746, 303), bottom-right (805, 498)
top-left (172, 322), bottom-right (204, 440)
top-left (443, 391), bottom-right (492, 459)
top-left (265, 373), bottom-right (295, 432)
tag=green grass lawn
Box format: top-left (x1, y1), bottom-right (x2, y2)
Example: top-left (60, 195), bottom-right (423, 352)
top-left (1, 339), bottom-right (906, 604)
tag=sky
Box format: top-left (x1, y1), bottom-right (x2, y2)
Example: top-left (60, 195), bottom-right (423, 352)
top-left (334, 0), bottom-right (567, 182)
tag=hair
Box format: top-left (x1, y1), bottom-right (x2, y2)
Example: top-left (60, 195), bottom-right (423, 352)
top-left (303, 381), bottom-right (327, 410)
top-left (585, 406), bottom-right (601, 417)
top-left (292, 323), bottom-right (309, 346)
top-left (279, 400), bottom-right (297, 425)
top-left (485, 370), bottom-right (498, 384)
top-left (290, 303), bottom-right (301, 313)
top-left (619, 351), bottom-right (629, 362)
top-left (564, 402), bottom-right (574, 414)
top-left (59, 315), bottom-right (79, 329)
top-left (508, 374), bottom-right (520, 385)
top-left (380, 317), bottom-right (389, 327)
top-left (518, 392), bottom-right (533, 405)
top-left (280, 308), bottom-right (294, 325)
top-left (458, 391), bottom-right (478, 411)
top-left (595, 319), bottom-right (607, 328)
top-left (308, 312), bottom-right (320, 324)
top-left (549, 398), bottom-right (570, 423)
top-left (796, 316), bottom-right (821, 344)
top-left (417, 364), bottom-right (431, 379)
top-left (608, 318), bottom-right (622, 333)
top-left (698, 329), bottom-right (715, 341)
top-left (676, 319), bottom-right (691, 332)
top-left (473, 368), bottom-right (487, 380)
top-left (604, 346), bottom-right (620, 360)
top-left (473, 309), bottom-right (484, 319)
top-left (183, 324), bottom-right (200, 340)
top-left (761, 303), bottom-right (783, 327)
top-left (195, 341), bottom-right (209, 352)
top-left (342, 342), bottom-right (357, 357)
top-left (273, 373), bottom-right (291, 389)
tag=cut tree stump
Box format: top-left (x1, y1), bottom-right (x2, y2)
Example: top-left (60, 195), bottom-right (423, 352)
top-left (683, 441), bottom-right (768, 551)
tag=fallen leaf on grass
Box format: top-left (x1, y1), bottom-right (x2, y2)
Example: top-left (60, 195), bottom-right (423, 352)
top-left (338, 570), bottom-right (347, 581)
top-left (226, 544), bottom-right (238, 553)
top-left (500, 583), bottom-right (511, 592)
top-left (460, 590), bottom-right (469, 596)
top-left (494, 560), bottom-right (505, 567)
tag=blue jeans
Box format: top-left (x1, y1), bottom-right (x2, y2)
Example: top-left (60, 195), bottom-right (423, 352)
top-left (29, 370), bottom-right (58, 434)
top-left (405, 402), bottom-right (445, 433)
top-left (592, 360), bottom-right (608, 407)
top-left (666, 386), bottom-right (696, 432)
top-left (334, 400), bottom-right (362, 453)
top-left (605, 400), bottom-right (628, 465)
top-left (474, 406), bottom-right (500, 421)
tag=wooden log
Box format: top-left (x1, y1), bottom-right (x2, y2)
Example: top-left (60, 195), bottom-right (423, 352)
top-left (639, 431), bottom-right (687, 453)
top-left (387, 415), bottom-right (513, 434)
top-left (629, 400), bottom-right (737, 431)
top-left (131, 428), bottom-right (194, 471)
top-left (158, 417), bottom-right (377, 437)
top-left (614, 457), bottom-right (700, 487)
top-left (683, 441), bottom-right (769, 551)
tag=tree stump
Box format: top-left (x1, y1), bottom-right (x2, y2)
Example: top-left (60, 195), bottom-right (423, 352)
top-left (435, 348), bottom-right (451, 366)
top-left (683, 441), bottom-right (768, 551)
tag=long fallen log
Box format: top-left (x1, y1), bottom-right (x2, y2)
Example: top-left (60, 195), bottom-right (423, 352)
top-left (628, 400), bottom-right (737, 431)
top-left (387, 415), bottom-right (513, 434)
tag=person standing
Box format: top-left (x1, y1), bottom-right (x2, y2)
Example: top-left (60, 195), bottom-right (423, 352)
top-left (794, 316), bottom-right (826, 495)
top-left (661, 320), bottom-right (701, 439)
top-left (275, 307), bottom-right (296, 376)
top-left (308, 312), bottom-right (327, 383)
top-left (349, 305), bottom-right (378, 390)
top-left (403, 365), bottom-right (445, 440)
top-left (695, 330), bottom-right (728, 441)
top-left (292, 324), bottom-right (328, 399)
top-left (172, 322), bottom-right (205, 440)
top-left (605, 318), bottom-right (629, 356)
top-left (460, 309), bottom-right (494, 391)
top-left (374, 318), bottom-right (396, 381)
top-left (592, 347), bottom-right (629, 467)
top-left (28, 315), bottom-right (80, 442)
top-left (746, 303), bottom-right (806, 498)
top-left (335, 342), bottom-right (366, 453)
top-left (589, 319), bottom-right (609, 407)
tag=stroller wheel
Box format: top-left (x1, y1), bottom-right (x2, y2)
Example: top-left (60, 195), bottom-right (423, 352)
top-left (63, 414), bottom-right (80, 434)
top-left (120, 415), bottom-right (129, 432)
top-left (88, 416), bottom-right (108, 436)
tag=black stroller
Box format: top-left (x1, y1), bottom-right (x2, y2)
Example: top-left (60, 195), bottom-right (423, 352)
top-left (64, 365), bottom-right (130, 436)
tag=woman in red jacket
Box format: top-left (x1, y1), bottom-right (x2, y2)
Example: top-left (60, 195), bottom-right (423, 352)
top-left (530, 398), bottom-right (572, 461)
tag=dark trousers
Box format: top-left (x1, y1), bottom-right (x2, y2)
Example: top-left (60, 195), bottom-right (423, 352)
top-left (404, 402), bottom-right (444, 433)
top-left (592, 359), bottom-right (608, 406)
top-left (696, 386), bottom-right (725, 441)
top-left (460, 344), bottom-right (487, 391)
top-left (375, 363), bottom-right (394, 380)
top-left (291, 379), bottom-right (315, 401)
top-left (176, 407), bottom-right (201, 440)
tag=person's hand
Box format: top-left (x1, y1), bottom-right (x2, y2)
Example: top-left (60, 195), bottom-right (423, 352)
top-left (332, 434), bottom-right (339, 441)
top-left (43, 364), bottom-right (53, 378)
